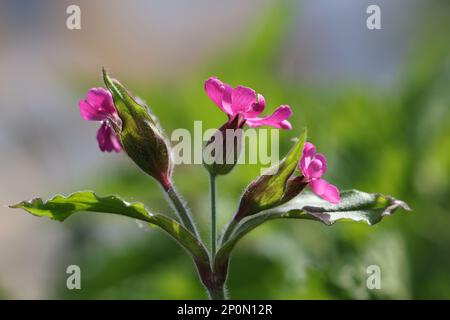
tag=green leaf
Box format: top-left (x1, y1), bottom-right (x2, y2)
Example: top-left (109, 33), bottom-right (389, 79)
top-left (10, 191), bottom-right (209, 265)
top-left (215, 190), bottom-right (410, 270)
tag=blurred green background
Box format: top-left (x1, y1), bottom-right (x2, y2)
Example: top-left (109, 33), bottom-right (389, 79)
top-left (0, 0), bottom-right (449, 299)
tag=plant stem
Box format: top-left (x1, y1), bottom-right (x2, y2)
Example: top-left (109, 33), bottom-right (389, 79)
top-left (220, 219), bottom-right (238, 246)
top-left (166, 183), bottom-right (199, 239)
top-left (207, 283), bottom-right (226, 300)
top-left (209, 173), bottom-right (217, 257)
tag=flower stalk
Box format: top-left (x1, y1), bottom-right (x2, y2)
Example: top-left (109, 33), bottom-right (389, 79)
top-left (207, 283), bottom-right (226, 300)
top-left (210, 173), bottom-right (217, 257)
top-left (165, 182), bottom-right (200, 239)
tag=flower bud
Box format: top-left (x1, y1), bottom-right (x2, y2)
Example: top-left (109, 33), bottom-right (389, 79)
top-left (102, 68), bottom-right (172, 189)
top-left (234, 129), bottom-right (308, 221)
top-left (202, 114), bottom-right (246, 176)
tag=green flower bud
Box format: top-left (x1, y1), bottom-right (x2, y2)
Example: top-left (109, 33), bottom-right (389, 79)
top-left (102, 68), bottom-right (172, 189)
top-left (203, 114), bottom-right (246, 176)
top-left (234, 129), bottom-right (308, 221)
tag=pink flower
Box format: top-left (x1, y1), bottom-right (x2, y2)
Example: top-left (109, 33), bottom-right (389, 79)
top-left (79, 87), bottom-right (122, 152)
top-left (205, 77), bottom-right (292, 129)
top-left (299, 142), bottom-right (340, 203)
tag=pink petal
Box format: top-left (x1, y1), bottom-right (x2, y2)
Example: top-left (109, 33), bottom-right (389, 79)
top-left (302, 142), bottom-right (316, 157)
top-left (323, 183), bottom-right (340, 203)
top-left (310, 178), bottom-right (326, 195)
top-left (230, 86), bottom-right (257, 114)
top-left (96, 122), bottom-right (122, 153)
top-left (205, 77), bottom-right (233, 115)
top-left (299, 142), bottom-right (316, 175)
top-left (314, 153), bottom-right (327, 175)
top-left (79, 99), bottom-right (105, 121)
top-left (279, 120), bottom-right (292, 130)
top-left (110, 132), bottom-right (122, 152)
top-left (310, 179), bottom-right (340, 204)
top-left (245, 94), bottom-right (266, 118)
top-left (204, 77), bottom-right (222, 106)
top-left (79, 87), bottom-right (116, 121)
top-left (305, 159), bottom-right (325, 179)
top-left (87, 88), bottom-right (115, 114)
top-left (246, 105), bottom-right (293, 129)
top-left (221, 84), bottom-right (234, 116)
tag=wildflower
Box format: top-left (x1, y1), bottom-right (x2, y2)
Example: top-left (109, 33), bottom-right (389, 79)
top-left (299, 142), bottom-right (340, 203)
top-left (233, 135), bottom-right (340, 223)
top-left (79, 87), bottom-right (122, 152)
top-left (205, 77), bottom-right (292, 129)
top-left (203, 77), bottom-right (293, 176)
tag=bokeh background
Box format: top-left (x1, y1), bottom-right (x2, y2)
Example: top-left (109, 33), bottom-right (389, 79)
top-left (0, 0), bottom-right (449, 299)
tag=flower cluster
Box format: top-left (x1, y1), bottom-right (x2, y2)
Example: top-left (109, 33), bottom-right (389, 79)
top-left (11, 70), bottom-right (411, 301)
top-left (79, 75), bottom-right (340, 203)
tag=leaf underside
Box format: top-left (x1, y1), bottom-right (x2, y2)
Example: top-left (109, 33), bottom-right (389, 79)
top-left (10, 191), bottom-right (209, 265)
top-left (215, 189), bottom-right (411, 269)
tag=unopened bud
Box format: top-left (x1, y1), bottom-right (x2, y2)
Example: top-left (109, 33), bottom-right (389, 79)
top-left (203, 114), bottom-right (246, 176)
top-left (234, 129), bottom-right (308, 221)
top-left (103, 68), bottom-right (172, 189)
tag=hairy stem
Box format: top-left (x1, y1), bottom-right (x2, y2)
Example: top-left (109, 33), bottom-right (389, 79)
top-left (166, 183), bottom-right (199, 239)
top-left (210, 173), bottom-right (217, 257)
top-left (207, 284), bottom-right (226, 300)
top-left (220, 219), bottom-right (239, 246)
